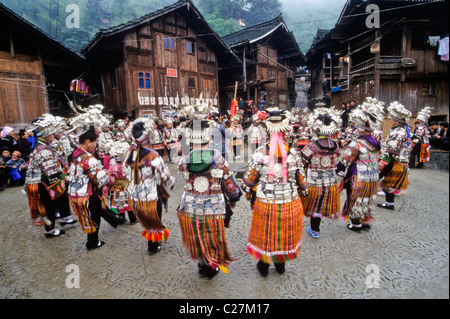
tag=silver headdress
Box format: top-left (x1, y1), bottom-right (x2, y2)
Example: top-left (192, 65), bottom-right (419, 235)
top-left (264, 107), bottom-right (294, 134)
top-left (351, 97), bottom-right (385, 131)
top-left (124, 117), bottom-right (156, 145)
top-left (31, 113), bottom-right (59, 137)
top-left (416, 106), bottom-right (433, 123)
top-left (308, 106), bottom-right (343, 136)
top-left (387, 101), bottom-right (411, 123)
top-left (68, 104), bottom-right (112, 134)
top-left (179, 93), bottom-right (215, 144)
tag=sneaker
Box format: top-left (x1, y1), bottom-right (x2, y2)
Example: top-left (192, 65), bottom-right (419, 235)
top-left (347, 224), bottom-right (362, 233)
top-left (377, 190), bottom-right (386, 196)
top-left (59, 217), bottom-right (77, 226)
top-left (148, 242), bottom-right (162, 255)
top-left (377, 203), bottom-right (395, 210)
top-left (86, 240), bottom-right (105, 250)
top-left (45, 229), bottom-right (65, 238)
top-left (307, 227), bottom-right (319, 239)
top-left (204, 266), bottom-right (219, 280)
top-left (361, 224), bottom-right (371, 231)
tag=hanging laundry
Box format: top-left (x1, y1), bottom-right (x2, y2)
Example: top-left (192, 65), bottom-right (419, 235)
top-left (438, 37), bottom-right (449, 61)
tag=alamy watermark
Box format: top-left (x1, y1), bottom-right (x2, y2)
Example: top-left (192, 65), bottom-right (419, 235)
top-left (65, 264), bottom-right (80, 289)
top-left (65, 4), bottom-right (80, 29)
top-left (365, 4), bottom-right (380, 29)
top-left (365, 264), bottom-right (380, 288)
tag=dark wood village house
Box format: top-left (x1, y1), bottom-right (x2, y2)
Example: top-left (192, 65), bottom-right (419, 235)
top-left (82, 0), bottom-right (240, 119)
top-left (307, 0), bottom-right (449, 129)
top-left (220, 14), bottom-right (306, 110)
top-left (0, 2), bottom-right (85, 129)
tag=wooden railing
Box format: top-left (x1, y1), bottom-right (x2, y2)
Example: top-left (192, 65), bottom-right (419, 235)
top-left (350, 57), bottom-right (375, 75)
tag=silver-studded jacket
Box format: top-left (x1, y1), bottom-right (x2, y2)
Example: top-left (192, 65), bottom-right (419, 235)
top-left (382, 124), bottom-right (410, 164)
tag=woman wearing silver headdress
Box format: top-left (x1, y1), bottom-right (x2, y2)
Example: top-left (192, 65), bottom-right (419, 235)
top-left (377, 102), bottom-right (412, 210)
top-left (242, 108), bottom-right (307, 277)
top-left (126, 118), bottom-right (174, 255)
top-left (409, 106), bottom-right (433, 169)
top-left (300, 107), bottom-right (343, 239)
top-left (336, 97), bottom-right (385, 232)
top-left (177, 105), bottom-right (242, 279)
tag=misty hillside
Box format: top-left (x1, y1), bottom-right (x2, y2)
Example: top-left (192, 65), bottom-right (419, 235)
top-left (0, 0), bottom-right (345, 54)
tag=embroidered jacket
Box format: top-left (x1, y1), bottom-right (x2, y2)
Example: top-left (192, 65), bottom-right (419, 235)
top-left (382, 124), bottom-right (410, 164)
top-left (126, 147), bottom-right (174, 202)
top-left (412, 123), bottom-right (430, 145)
top-left (301, 138), bottom-right (340, 187)
top-left (342, 125), bottom-right (359, 143)
top-left (68, 146), bottom-right (110, 198)
top-left (337, 134), bottom-right (380, 183)
top-left (242, 144), bottom-right (308, 202)
top-left (27, 139), bottom-right (65, 185)
top-left (178, 149), bottom-right (242, 216)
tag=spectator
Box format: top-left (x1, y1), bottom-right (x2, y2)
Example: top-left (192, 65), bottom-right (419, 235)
top-left (17, 129), bottom-right (32, 162)
top-left (6, 150), bottom-right (27, 186)
top-left (173, 116), bottom-right (180, 128)
top-left (429, 121), bottom-right (439, 148)
top-left (322, 77), bottom-right (329, 96)
top-left (0, 148), bottom-right (11, 189)
top-left (341, 102), bottom-right (349, 128)
top-left (0, 126), bottom-right (19, 152)
top-left (238, 98), bottom-right (245, 112)
top-left (257, 96), bottom-right (266, 111)
top-left (435, 121), bottom-right (449, 150)
top-left (268, 96), bottom-right (275, 107)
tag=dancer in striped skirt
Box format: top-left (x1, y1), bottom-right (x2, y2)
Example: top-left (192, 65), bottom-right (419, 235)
top-left (177, 107), bottom-right (242, 280)
top-left (126, 118), bottom-right (174, 255)
top-left (377, 101), bottom-right (412, 210)
top-left (336, 97), bottom-right (385, 232)
top-left (300, 107), bottom-right (343, 239)
top-left (242, 108), bottom-right (308, 277)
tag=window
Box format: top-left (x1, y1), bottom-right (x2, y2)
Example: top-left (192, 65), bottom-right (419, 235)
top-left (138, 72), bottom-right (151, 89)
top-left (269, 69), bottom-right (275, 79)
top-left (188, 77), bottom-right (196, 88)
top-left (186, 41), bottom-right (195, 54)
top-left (164, 36), bottom-right (174, 50)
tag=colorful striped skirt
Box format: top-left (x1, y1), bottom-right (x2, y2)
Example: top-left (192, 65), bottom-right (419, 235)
top-left (379, 161), bottom-right (408, 192)
top-left (178, 211), bottom-right (233, 273)
top-left (302, 183), bottom-right (340, 219)
top-left (342, 176), bottom-right (378, 222)
top-left (26, 183), bottom-right (47, 225)
top-left (247, 197), bottom-right (304, 264)
top-left (128, 199), bottom-right (169, 242)
top-left (69, 196), bottom-right (97, 234)
top-left (420, 143), bottom-right (430, 163)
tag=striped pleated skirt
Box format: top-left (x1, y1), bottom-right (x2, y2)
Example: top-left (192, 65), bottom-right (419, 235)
top-left (302, 183), bottom-right (340, 219)
top-left (26, 183), bottom-right (47, 225)
top-left (342, 176), bottom-right (378, 222)
top-left (69, 196), bottom-right (97, 234)
top-left (379, 161), bottom-right (409, 192)
top-left (178, 211), bottom-right (233, 272)
top-left (128, 199), bottom-right (169, 242)
top-left (247, 197), bottom-right (304, 264)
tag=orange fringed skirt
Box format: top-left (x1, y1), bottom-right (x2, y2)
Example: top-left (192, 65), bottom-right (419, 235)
top-left (247, 197), bottom-right (304, 264)
top-left (379, 161), bottom-right (409, 192)
top-left (178, 211), bottom-right (233, 272)
top-left (128, 199), bottom-right (169, 242)
top-left (342, 176), bottom-right (378, 223)
top-left (302, 183), bottom-right (340, 219)
top-left (420, 144), bottom-right (430, 163)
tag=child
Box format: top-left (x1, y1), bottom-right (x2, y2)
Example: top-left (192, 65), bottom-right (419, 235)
top-left (7, 151), bottom-right (27, 186)
top-left (0, 148), bottom-right (11, 189)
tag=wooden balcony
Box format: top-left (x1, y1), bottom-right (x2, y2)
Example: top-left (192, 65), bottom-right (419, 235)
top-left (350, 58), bottom-right (375, 76)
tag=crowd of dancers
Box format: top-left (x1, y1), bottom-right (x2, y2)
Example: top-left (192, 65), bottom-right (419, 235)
top-left (4, 97), bottom-right (435, 279)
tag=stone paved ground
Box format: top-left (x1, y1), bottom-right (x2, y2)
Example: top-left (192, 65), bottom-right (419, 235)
top-left (0, 160), bottom-right (448, 300)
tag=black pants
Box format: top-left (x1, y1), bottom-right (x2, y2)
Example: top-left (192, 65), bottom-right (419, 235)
top-left (86, 194), bottom-right (119, 247)
top-left (39, 184), bottom-right (71, 231)
top-left (409, 143), bottom-right (423, 168)
top-left (385, 192), bottom-right (395, 204)
top-left (310, 216), bottom-right (321, 232)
